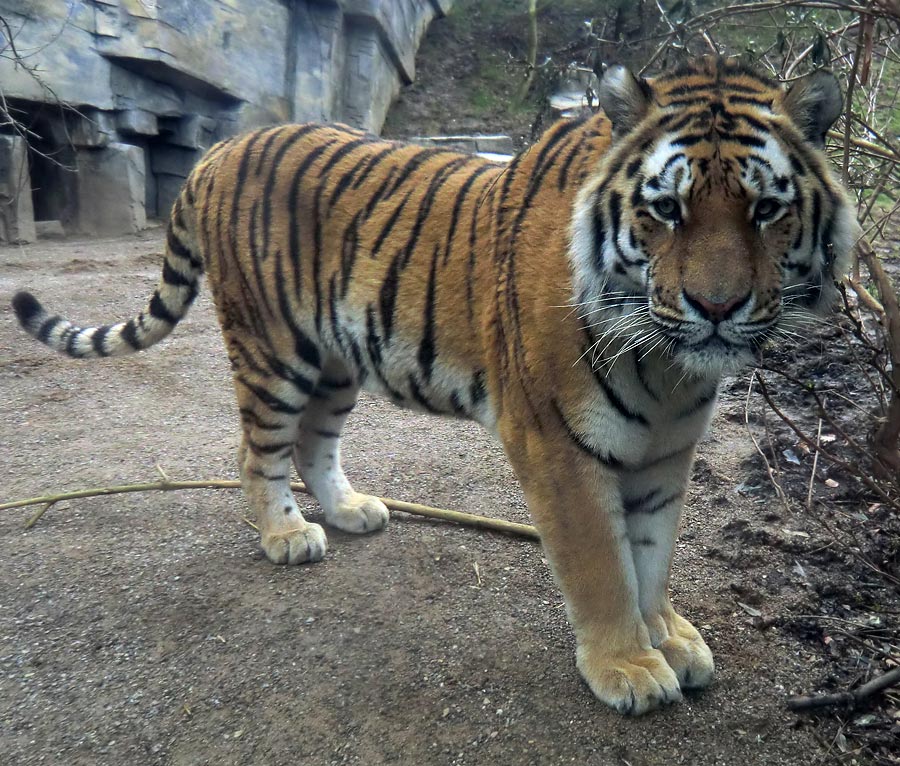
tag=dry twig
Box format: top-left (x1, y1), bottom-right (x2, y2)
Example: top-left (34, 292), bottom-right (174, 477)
top-left (0, 479), bottom-right (541, 541)
top-left (787, 666), bottom-right (900, 711)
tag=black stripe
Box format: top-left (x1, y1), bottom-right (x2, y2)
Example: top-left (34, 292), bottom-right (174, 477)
top-left (418, 243), bottom-right (440, 382)
top-left (331, 404), bottom-right (356, 416)
top-left (149, 290), bottom-right (177, 324)
top-left (162, 260), bottom-right (192, 287)
top-left (531, 120), bottom-right (581, 178)
top-left (229, 131), bottom-right (267, 267)
top-left (591, 366), bottom-right (649, 426)
top-left (633, 352), bottom-right (660, 402)
top-left (121, 319), bottom-right (141, 350)
top-left (254, 126), bottom-right (289, 175)
top-left (449, 391), bottom-right (466, 414)
top-left (627, 491), bottom-right (683, 515)
top-left (261, 128), bottom-right (318, 257)
top-left (91, 326), bottom-right (111, 357)
top-left (66, 327), bottom-right (84, 357)
top-left (678, 388), bottom-right (717, 418)
top-left (671, 133), bottom-right (707, 148)
top-left (382, 147), bottom-right (443, 199)
top-left (443, 163), bottom-right (495, 266)
top-left (247, 197), bottom-right (275, 316)
top-left (365, 304), bottom-right (384, 366)
top-left (728, 96), bottom-right (773, 108)
top-left (239, 407), bottom-right (285, 431)
top-left (267, 353), bottom-right (316, 396)
top-left (37, 316), bottom-right (63, 344)
top-left (551, 400), bottom-right (622, 469)
top-left (557, 131), bottom-right (590, 191)
top-left (662, 111), bottom-right (699, 134)
top-left (238, 378), bottom-right (305, 414)
top-left (364, 166), bottom-right (400, 219)
top-left (728, 133), bottom-right (766, 148)
top-left (317, 138), bottom-right (370, 180)
top-left (592, 204), bottom-right (605, 268)
top-left (409, 374), bottom-right (441, 413)
top-left (739, 113), bottom-right (769, 132)
top-left (249, 468), bottom-right (289, 481)
top-left (340, 211), bottom-right (361, 298)
top-left (465, 183), bottom-right (482, 323)
top-left (811, 190), bottom-right (822, 254)
top-left (167, 226), bottom-right (201, 270)
top-left (286, 139), bottom-right (338, 299)
top-left (331, 144), bottom-right (395, 206)
top-left (273, 249), bottom-right (322, 370)
top-left (623, 489), bottom-right (659, 514)
top-left (628, 443), bottom-right (694, 472)
top-left (379, 250), bottom-right (403, 341)
top-left (246, 437), bottom-right (296, 456)
top-left (352, 144), bottom-right (400, 191)
top-left (318, 377), bottom-right (354, 390)
top-left (371, 188), bottom-right (414, 258)
top-left (400, 156), bottom-right (470, 267)
top-left (607, 191), bottom-right (644, 268)
top-left (327, 273), bottom-right (347, 358)
top-left (313, 429), bottom-right (340, 439)
top-left (469, 369), bottom-right (487, 406)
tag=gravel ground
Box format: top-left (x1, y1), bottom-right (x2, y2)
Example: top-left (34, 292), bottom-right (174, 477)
top-left (0, 229), bottom-right (851, 765)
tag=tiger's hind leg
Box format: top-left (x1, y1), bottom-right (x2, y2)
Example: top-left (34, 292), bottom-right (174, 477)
top-left (232, 340), bottom-right (327, 565)
top-left (292, 359), bottom-right (389, 534)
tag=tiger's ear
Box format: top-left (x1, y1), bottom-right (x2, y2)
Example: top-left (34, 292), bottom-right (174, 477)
top-left (782, 70), bottom-right (843, 147)
top-left (597, 65), bottom-right (652, 137)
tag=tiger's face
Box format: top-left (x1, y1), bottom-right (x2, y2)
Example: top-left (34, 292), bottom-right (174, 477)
top-left (570, 58), bottom-right (860, 378)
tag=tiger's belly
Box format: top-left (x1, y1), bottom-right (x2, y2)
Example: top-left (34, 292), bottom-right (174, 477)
top-left (328, 314), bottom-right (496, 425)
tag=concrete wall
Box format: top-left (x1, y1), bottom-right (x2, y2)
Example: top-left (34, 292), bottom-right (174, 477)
top-left (0, 0), bottom-right (452, 240)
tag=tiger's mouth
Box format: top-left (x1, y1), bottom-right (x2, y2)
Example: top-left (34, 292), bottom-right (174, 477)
top-left (672, 334), bottom-right (757, 376)
top-left (660, 318), bottom-right (775, 377)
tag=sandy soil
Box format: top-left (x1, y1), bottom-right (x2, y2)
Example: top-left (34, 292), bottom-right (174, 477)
top-left (0, 228), bottom-right (864, 765)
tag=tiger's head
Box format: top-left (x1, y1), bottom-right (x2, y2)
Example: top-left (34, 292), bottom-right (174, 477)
top-left (570, 57), bottom-right (860, 378)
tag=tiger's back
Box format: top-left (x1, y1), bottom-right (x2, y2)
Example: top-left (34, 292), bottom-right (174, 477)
top-left (12, 57), bottom-right (860, 716)
top-left (189, 124), bottom-right (506, 423)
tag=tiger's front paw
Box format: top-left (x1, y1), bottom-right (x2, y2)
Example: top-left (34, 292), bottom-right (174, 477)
top-left (261, 522), bottom-right (327, 564)
top-left (576, 644), bottom-right (682, 715)
top-left (325, 493), bottom-right (389, 534)
top-left (657, 612), bottom-right (714, 690)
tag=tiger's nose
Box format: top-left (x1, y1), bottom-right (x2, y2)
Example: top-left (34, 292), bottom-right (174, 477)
top-left (682, 290), bottom-right (750, 323)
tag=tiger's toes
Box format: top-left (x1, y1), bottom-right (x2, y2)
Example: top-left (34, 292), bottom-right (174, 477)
top-left (659, 634), bottom-right (715, 690)
top-left (576, 646), bottom-right (682, 716)
top-left (325, 493), bottom-right (389, 534)
top-left (261, 523), bottom-right (327, 565)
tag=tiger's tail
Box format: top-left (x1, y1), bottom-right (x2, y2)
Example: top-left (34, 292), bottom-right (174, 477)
top-left (11, 191), bottom-right (203, 359)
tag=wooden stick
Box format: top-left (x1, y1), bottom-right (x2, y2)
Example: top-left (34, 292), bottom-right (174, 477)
top-left (1, 479), bottom-right (541, 541)
top-left (786, 666), bottom-right (900, 711)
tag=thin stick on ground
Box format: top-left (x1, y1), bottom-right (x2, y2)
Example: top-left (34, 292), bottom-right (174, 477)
top-left (786, 666), bottom-right (900, 711)
top-left (0, 479), bottom-right (541, 541)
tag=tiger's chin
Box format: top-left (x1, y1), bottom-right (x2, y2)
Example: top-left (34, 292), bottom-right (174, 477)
top-left (674, 337), bottom-right (755, 379)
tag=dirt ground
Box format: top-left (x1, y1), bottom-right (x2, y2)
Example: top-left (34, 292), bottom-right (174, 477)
top-left (0, 227), bottom-right (877, 766)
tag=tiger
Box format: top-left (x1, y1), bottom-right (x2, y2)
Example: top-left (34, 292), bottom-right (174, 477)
top-left (12, 57), bottom-right (859, 715)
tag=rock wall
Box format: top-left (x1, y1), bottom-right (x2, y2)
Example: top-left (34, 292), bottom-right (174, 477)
top-left (0, 0), bottom-right (452, 241)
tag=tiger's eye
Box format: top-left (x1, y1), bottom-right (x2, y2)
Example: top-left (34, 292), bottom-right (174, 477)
top-left (754, 198), bottom-right (781, 222)
top-left (652, 197), bottom-right (681, 221)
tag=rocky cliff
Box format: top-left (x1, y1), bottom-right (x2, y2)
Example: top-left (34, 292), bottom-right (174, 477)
top-left (0, 0), bottom-right (452, 239)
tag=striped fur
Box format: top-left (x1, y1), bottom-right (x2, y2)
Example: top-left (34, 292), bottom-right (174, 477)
top-left (12, 58), bottom-right (859, 715)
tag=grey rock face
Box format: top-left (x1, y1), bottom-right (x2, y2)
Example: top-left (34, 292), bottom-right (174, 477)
top-left (0, 135), bottom-right (37, 245)
top-left (76, 143), bottom-right (147, 236)
top-left (0, 0), bottom-right (452, 236)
